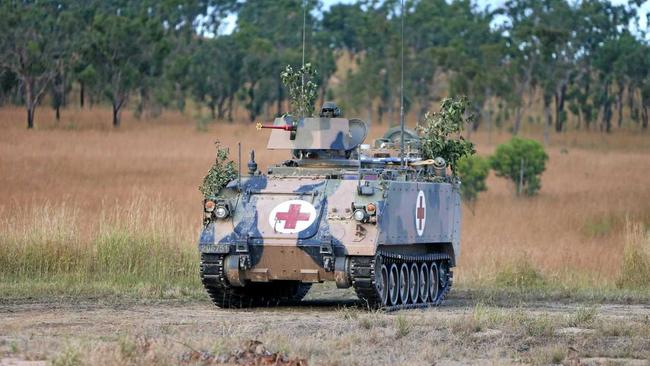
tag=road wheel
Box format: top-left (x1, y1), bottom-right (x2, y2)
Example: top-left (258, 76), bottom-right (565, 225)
top-left (419, 263), bottom-right (429, 303)
top-left (399, 263), bottom-right (409, 304)
top-left (388, 264), bottom-right (399, 306)
top-left (409, 263), bottom-right (419, 304)
top-left (429, 262), bottom-right (439, 302)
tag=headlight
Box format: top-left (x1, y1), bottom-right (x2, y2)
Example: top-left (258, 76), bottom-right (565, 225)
top-left (353, 209), bottom-right (367, 222)
top-left (215, 205), bottom-right (229, 219)
top-left (204, 200), bottom-right (216, 212)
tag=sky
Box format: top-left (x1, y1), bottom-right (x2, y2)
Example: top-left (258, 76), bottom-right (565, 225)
top-left (217, 0), bottom-right (649, 37)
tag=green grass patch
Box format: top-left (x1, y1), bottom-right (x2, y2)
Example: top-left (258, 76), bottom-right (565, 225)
top-left (0, 203), bottom-right (201, 300)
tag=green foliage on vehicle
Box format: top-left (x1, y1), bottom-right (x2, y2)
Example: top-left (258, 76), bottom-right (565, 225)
top-left (456, 155), bottom-right (490, 205)
top-left (200, 141), bottom-right (236, 198)
top-left (280, 63), bottom-right (319, 118)
top-left (419, 96), bottom-right (476, 174)
top-left (490, 137), bottom-right (548, 196)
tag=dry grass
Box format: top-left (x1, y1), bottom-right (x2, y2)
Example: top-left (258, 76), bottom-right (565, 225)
top-left (1, 105), bottom-right (650, 297)
top-left (2, 301), bottom-right (649, 365)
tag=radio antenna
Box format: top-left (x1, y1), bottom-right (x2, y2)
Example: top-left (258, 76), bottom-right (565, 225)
top-left (399, 0), bottom-right (405, 169)
top-left (301, 0), bottom-right (307, 116)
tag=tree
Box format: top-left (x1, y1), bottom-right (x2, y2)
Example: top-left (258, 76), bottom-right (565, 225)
top-left (187, 36), bottom-right (242, 120)
top-left (0, 1), bottom-right (73, 128)
top-left (490, 137), bottom-right (548, 196)
top-left (456, 155), bottom-right (490, 209)
top-left (85, 5), bottom-right (168, 127)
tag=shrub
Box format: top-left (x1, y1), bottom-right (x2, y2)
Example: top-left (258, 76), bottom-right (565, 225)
top-left (490, 137), bottom-right (548, 196)
top-left (456, 155), bottom-right (490, 206)
top-left (495, 258), bottom-right (545, 289)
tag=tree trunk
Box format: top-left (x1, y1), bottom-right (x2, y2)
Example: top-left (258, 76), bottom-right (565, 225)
top-left (112, 102), bottom-right (121, 127)
top-left (642, 106), bottom-right (648, 130)
top-left (209, 102), bottom-right (216, 119)
top-left (27, 105), bottom-right (35, 129)
top-left (55, 105), bottom-right (60, 121)
top-left (616, 83), bottom-right (624, 128)
top-left (227, 95), bottom-right (234, 122)
top-left (217, 97), bottom-right (226, 120)
top-left (603, 102), bottom-right (612, 133)
top-left (80, 81), bottom-right (85, 108)
top-left (25, 80), bottom-right (35, 129)
top-left (554, 84), bottom-right (566, 132)
top-left (543, 96), bottom-right (552, 146)
top-left (513, 107), bottom-right (522, 136)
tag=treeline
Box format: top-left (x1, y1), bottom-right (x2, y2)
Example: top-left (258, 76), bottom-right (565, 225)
top-left (0, 0), bottom-right (648, 133)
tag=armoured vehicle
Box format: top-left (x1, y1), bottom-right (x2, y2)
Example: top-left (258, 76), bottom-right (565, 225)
top-left (198, 103), bottom-right (461, 310)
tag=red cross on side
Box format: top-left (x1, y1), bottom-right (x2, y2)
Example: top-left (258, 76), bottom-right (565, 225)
top-left (275, 203), bottom-right (311, 229)
top-left (417, 195), bottom-right (425, 230)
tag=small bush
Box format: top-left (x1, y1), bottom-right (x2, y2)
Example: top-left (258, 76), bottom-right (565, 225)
top-left (456, 155), bottom-right (490, 206)
top-left (495, 258), bottom-right (545, 289)
top-left (566, 306), bottom-right (598, 327)
top-left (617, 220), bottom-right (650, 290)
top-left (394, 315), bottom-right (411, 338)
top-left (490, 137), bottom-right (548, 196)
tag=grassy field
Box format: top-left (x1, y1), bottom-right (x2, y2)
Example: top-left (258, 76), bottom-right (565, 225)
top-left (1, 105), bottom-right (649, 301)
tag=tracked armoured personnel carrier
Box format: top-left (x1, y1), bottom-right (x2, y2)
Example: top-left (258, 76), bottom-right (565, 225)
top-left (198, 103), bottom-right (461, 310)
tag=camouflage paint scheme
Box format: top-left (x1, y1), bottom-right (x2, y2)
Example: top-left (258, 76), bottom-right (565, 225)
top-left (198, 116), bottom-right (461, 290)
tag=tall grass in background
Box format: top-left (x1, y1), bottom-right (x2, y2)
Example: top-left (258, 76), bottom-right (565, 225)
top-left (0, 199), bottom-right (200, 298)
top-left (617, 220), bottom-right (650, 290)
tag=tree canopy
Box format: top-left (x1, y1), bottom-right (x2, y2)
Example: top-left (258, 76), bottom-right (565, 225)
top-left (0, 0), bottom-right (648, 132)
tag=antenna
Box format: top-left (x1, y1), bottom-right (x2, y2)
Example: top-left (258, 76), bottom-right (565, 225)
top-left (399, 0), bottom-right (405, 169)
top-left (302, 0), bottom-right (306, 69)
top-left (301, 0), bottom-right (307, 117)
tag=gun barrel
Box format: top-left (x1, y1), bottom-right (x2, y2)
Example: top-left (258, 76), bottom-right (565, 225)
top-left (256, 122), bottom-right (296, 131)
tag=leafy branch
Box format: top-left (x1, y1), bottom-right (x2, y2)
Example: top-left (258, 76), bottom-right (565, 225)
top-left (418, 96), bottom-right (476, 174)
top-left (199, 141), bottom-right (236, 198)
top-left (280, 63), bottom-right (319, 118)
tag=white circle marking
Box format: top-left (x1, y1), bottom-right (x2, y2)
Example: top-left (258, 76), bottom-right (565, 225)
top-left (268, 199), bottom-right (317, 234)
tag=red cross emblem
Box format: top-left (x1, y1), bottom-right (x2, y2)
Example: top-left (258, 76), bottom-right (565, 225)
top-left (417, 196), bottom-right (425, 230)
top-left (275, 203), bottom-right (311, 230)
top-left (416, 190), bottom-right (426, 236)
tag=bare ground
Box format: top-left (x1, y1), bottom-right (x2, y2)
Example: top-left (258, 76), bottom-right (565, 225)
top-left (1, 286), bottom-right (649, 366)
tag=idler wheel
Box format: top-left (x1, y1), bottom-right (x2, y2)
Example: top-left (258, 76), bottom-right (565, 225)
top-left (429, 262), bottom-right (439, 302)
top-left (419, 263), bottom-right (430, 303)
top-left (399, 263), bottom-right (409, 304)
top-left (388, 264), bottom-right (399, 306)
top-left (409, 263), bottom-right (419, 304)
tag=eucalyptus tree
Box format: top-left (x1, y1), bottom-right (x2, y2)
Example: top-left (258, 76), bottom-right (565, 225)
top-left (187, 36), bottom-right (242, 120)
top-left (84, 3), bottom-right (169, 127)
top-left (0, 1), bottom-right (75, 128)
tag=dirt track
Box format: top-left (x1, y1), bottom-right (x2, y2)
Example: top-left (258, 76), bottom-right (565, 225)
top-left (1, 290), bottom-right (649, 366)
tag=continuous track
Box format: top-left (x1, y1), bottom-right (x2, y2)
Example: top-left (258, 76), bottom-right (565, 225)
top-left (201, 251), bottom-right (452, 311)
top-left (351, 251), bottom-right (453, 311)
top-left (200, 253), bottom-right (311, 308)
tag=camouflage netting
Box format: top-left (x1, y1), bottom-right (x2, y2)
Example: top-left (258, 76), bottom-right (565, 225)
top-left (199, 141), bottom-right (236, 198)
